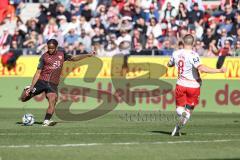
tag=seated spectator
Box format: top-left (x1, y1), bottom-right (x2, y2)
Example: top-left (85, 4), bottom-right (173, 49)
top-left (24, 31), bottom-right (43, 48)
top-left (12, 29), bottom-right (24, 48)
top-left (92, 16), bottom-right (106, 34)
top-left (176, 2), bottom-right (187, 22)
top-left (132, 28), bottom-right (145, 50)
top-left (234, 40), bottom-right (240, 56)
top-left (81, 3), bottom-right (92, 22)
top-left (162, 2), bottom-right (177, 22)
top-left (223, 4), bottom-right (234, 20)
top-left (91, 27), bottom-right (106, 46)
top-left (187, 3), bottom-right (204, 25)
top-left (107, 15), bottom-right (120, 36)
top-left (68, 15), bottom-right (80, 35)
top-left (79, 16), bottom-right (93, 36)
top-left (116, 29), bottom-right (131, 46)
top-left (76, 42), bottom-right (88, 55)
top-left (202, 28), bottom-right (217, 49)
top-left (194, 39), bottom-right (205, 56)
top-left (161, 39), bottom-right (174, 56)
top-left (43, 18), bottom-right (58, 41)
top-left (26, 18), bottom-right (41, 34)
top-left (56, 4), bottom-right (71, 22)
top-left (64, 29), bottom-right (79, 47)
top-left (119, 16), bottom-right (133, 31)
top-left (134, 17), bottom-right (147, 35)
top-left (78, 29), bottom-right (91, 52)
top-left (165, 28), bottom-right (178, 49)
top-left (217, 28), bottom-right (234, 49)
top-left (132, 5), bottom-right (144, 22)
top-left (103, 34), bottom-right (119, 57)
top-left (145, 33), bottom-right (159, 49)
top-left (58, 15), bottom-right (70, 36)
top-left (146, 17), bottom-right (162, 39)
top-left (187, 0), bottom-right (204, 12)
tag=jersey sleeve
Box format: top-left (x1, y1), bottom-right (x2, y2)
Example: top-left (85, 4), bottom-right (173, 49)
top-left (37, 56), bottom-right (44, 70)
top-left (64, 52), bottom-right (73, 61)
top-left (190, 53), bottom-right (201, 69)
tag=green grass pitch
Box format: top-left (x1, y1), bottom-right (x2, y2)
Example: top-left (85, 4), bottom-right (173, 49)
top-left (0, 109), bottom-right (240, 160)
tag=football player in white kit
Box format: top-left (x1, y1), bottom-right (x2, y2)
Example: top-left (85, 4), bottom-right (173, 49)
top-left (168, 34), bottom-right (226, 136)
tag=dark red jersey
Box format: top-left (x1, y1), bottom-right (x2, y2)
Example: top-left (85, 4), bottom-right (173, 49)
top-left (37, 51), bottom-right (72, 85)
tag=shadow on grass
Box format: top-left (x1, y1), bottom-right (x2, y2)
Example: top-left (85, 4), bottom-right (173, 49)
top-left (150, 130), bottom-right (187, 136)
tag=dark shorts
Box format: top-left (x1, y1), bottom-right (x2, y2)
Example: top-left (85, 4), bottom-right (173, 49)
top-left (31, 80), bottom-right (58, 97)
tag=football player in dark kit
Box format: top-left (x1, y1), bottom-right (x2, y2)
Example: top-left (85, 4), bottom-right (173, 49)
top-left (20, 39), bottom-right (94, 126)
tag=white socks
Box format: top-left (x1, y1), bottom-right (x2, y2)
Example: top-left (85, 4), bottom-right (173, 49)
top-left (176, 106), bottom-right (191, 126)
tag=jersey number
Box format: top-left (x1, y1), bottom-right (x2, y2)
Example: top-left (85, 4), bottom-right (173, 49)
top-left (178, 60), bottom-right (184, 75)
top-left (53, 61), bottom-right (61, 68)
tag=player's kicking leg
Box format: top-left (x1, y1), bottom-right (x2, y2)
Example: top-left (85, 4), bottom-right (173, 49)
top-left (42, 92), bottom-right (58, 126)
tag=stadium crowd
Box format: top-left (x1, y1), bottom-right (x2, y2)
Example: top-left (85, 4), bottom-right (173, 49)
top-left (0, 0), bottom-right (240, 58)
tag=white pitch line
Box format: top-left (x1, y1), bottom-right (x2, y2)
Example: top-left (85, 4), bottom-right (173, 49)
top-left (0, 132), bottom-right (240, 136)
top-left (0, 139), bottom-right (238, 149)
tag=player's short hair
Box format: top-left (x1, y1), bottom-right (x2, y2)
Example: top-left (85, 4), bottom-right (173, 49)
top-left (183, 34), bottom-right (194, 46)
top-left (47, 39), bottom-right (58, 47)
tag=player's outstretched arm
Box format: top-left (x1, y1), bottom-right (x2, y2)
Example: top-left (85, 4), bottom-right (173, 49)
top-left (198, 65), bottom-right (227, 74)
top-left (69, 51), bottom-right (95, 62)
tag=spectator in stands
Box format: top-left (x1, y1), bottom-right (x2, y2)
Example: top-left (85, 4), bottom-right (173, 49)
top-left (134, 17), bottom-right (147, 35)
top-left (165, 28), bottom-right (178, 49)
top-left (217, 28), bottom-right (233, 49)
top-left (76, 42), bottom-right (88, 55)
top-left (162, 2), bottom-right (177, 22)
top-left (176, 2), bottom-right (187, 22)
top-left (145, 4), bottom-right (159, 22)
top-left (187, 3), bottom-right (204, 26)
top-left (145, 33), bottom-right (159, 49)
top-left (161, 39), bottom-right (174, 56)
top-left (223, 4), bottom-right (234, 20)
top-left (132, 28), bottom-right (145, 50)
top-left (146, 17), bottom-right (162, 39)
top-left (79, 16), bottom-right (93, 35)
top-left (96, 5), bottom-right (108, 26)
top-left (48, 0), bottom-right (58, 17)
top-left (56, 4), bottom-right (71, 22)
top-left (202, 28), bottom-right (217, 49)
top-left (187, 0), bottom-right (204, 11)
top-left (78, 29), bottom-right (91, 52)
top-left (92, 16), bottom-right (106, 34)
top-left (23, 31), bottom-right (43, 49)
top-left (12, 29), bottom-right (24, 48)
top-left (37, 4), bottom-right (48, 29)
top-left (102, 33), bottom-right (118, 57)
top-left (91, 27), bottom-right (106, 47)
top-left (132, 5), bottom-right (144, 22)
top-left (64, 28), bottom-right (79, 47)
top-left (26, 18), bottom-right (41, 34)
top-left (116, 29), bottom-right (131, 46)
top-left (194, 39), bottom-right (205, 56)
top-left (43, 18), bottom-right (58, 41)
top-left (81, 3), bottom-right (92, 22)
top-left (234, 40), bottom-right (240, 56)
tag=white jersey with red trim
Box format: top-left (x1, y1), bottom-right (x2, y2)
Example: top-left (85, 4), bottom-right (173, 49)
top-left (169, 49), bottom-right (202, 88)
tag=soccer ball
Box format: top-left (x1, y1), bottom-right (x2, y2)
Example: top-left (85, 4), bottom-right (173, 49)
top-left (22, 114), bottom-right (35, 126)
